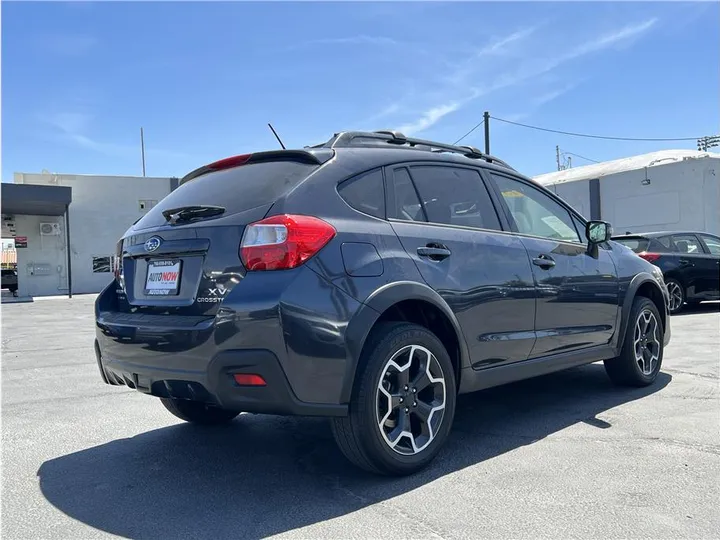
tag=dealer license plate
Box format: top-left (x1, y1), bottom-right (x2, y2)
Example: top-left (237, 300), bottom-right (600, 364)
top-left (144, 260), bottom-right (182, 296)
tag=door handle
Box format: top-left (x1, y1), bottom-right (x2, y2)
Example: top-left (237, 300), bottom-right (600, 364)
top-left (417, 245), bottom-right (451, 261)
top-left (679, 259), bottom-right (692, 266)
top-left (532, 254), bottom-right (556, 269)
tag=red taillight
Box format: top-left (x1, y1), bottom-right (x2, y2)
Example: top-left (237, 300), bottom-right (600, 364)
top-left (638, 252), bottom-right (661, 262)
top-left (206, 154), bottom-right (252, 171)
top-left (240, 214), bottom-right (336, 271)
top-left (233, 373), bottom-right (267, 386)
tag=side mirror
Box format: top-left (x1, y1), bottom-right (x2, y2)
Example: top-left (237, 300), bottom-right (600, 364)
top-left (586, 220), bottom-right (613, 244)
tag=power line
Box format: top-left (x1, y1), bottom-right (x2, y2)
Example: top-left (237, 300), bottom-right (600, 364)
top-left (492, 116), bottom-right (703, 142)
top-left (453, 119), bottom-right (485, 145)
top-left (561, 150), bottom-right (600, 164)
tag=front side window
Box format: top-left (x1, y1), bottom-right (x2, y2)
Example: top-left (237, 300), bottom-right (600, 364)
top-left (699, 234), bottom-right (720, 255)
top-left (490, 173), bottom-right (580, 243)
top-left (408, 166), bottom-right (501, 230)
top-left (389, 168), bottom-right (425, 222)
top-left (571, 214), bottom-right (587, 242)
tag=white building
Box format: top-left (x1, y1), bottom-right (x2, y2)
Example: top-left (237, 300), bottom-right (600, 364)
top-left (2, 172), bottom-right (176, 299)
top-left (534, 149), bottom-right (720, 236)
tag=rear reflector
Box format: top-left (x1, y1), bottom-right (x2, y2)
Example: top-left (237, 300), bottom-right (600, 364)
top-left (233, 373), bottom-right (267, 386)
top-left (638, 252), bottom-right (661, 263)
top-left (240, 214), bottom-right (336, 271)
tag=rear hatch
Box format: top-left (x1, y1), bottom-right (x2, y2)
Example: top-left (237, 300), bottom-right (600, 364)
top-left (115, 150), bottom-right (332, 317)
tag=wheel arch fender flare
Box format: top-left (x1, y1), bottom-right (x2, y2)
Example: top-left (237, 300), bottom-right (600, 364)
top-left (616, 272), bottom-right (668, 352)
top-left (340, 281), bottom-right (471, 403)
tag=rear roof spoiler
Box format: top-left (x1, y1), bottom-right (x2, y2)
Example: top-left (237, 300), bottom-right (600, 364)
top-left (179, 149), bottom-right (334, 185)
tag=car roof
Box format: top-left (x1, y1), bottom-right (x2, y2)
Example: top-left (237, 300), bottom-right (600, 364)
top-left (613, 231), bottom-right (718, 239)
top-left (327, 146), bottom-right (540, 185)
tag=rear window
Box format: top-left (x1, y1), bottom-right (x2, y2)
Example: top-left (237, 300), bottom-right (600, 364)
top-left (614, 237), bottom-right (650, 253)
top-left (134, 161), bottom-right (318, 229)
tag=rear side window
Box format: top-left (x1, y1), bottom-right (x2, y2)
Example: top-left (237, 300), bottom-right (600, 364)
top-left (409, 166), bottom-right (501, 230)
top-left (337, 169), bottom-right (385, 219)
top-left (671, 234), bottom-right (703, 254)
top-left (134, 161), bottom-right (318, 229)
top-left (389, 168), bottom-right (425, 221)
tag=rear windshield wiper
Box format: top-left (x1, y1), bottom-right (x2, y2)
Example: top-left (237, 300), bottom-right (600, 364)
top-left (162, 205), bottom-right (225, 224)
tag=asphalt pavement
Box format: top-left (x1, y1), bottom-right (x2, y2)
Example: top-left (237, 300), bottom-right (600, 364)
top-left (2, 295), bottom-right (719, 539)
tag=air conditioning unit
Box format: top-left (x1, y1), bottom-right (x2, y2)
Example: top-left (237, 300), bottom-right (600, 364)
top-left (40, 222), bottom-right (62, 236)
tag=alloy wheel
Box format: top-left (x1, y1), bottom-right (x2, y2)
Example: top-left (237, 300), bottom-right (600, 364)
top-left (633, 309), bottom-right (661, 376)
top-left (376, 345), bottom-right (447, 456)
top-left (667, 281), bottom-right (683, 312)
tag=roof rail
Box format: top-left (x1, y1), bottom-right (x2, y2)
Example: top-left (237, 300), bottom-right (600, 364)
top-left (320, 130), bottom-right (515, 170)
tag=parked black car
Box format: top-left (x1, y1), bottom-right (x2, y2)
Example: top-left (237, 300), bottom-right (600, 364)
top-left (612, 231), bottom-right (720, 314)
top-left (1, 268), bottom-right (18, 295)
top-left (95, 130), bottom-right (671, 475)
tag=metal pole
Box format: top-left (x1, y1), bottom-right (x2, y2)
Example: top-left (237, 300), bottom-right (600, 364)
top-left (65, 204), bottom-right (72, 298)
top-left (556, 145), bottom-right (561, 171)
top-left (483, 111), bottom-right (490, 155)
top-left (140, 127), bottom-right (146, 176)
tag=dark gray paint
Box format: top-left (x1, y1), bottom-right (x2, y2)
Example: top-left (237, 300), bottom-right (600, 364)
top-left (94, 144), bottom-right (670, 417)
top-left (1, 183), bottom-right (72, 216)
top-left (589, 178), bottom-right (601, 220)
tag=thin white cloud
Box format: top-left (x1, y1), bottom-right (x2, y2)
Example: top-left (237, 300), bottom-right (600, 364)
top-left (391, 18), bottom-right (658, 135)
top-left (532, 83), bottom-right (579, 107)
top-left (475, 26), bottom-right (538, 57)
top-left (40, 112), bottom-right (190, 161)
top-left (397, 102), bottom-right (461, 135)
top-left (365, 103), bottom-right (402, 125)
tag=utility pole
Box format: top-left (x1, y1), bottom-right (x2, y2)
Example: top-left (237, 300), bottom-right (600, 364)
top-left (140, 127), bottom-right (146, 177)
top-left (556, 145), bottom-right (561, 171)
top-left (483, 111), bottom-right (490, 155)
top-left (697, 135), bottom-right (720, 151)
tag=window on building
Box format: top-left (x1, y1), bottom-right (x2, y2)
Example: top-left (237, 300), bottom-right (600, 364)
top-left (92, 256), bottom-right (112, 273)
top-left (139, 200), bottom-right (158, 212)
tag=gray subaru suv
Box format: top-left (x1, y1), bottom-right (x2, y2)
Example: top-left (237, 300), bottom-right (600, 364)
top-left (95, 130), bottom-right (671, 475)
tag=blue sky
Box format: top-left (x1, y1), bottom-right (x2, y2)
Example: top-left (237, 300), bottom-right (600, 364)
top-left (2, 1), bottom-right (719, 181)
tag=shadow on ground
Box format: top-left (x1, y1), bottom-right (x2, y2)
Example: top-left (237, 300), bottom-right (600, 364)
top-left (672, 301), bottom-right (720, 317)
top-left (38, 364), bottom-right (671, 539)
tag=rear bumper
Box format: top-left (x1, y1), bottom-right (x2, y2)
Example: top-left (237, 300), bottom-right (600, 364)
top-left (95, 339), bottom-right (347, 417)
top-left (93, 266), bottom-right (364, 417)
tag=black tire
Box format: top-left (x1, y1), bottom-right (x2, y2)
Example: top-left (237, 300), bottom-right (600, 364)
top-left (331, 322), bottom-right (457, 476)
top-left (665, 278), bottom-right (684, 314)
top-left (160, 398), bottom-right (240, 425)
top-left (604, 296), bottom-right (664, 387)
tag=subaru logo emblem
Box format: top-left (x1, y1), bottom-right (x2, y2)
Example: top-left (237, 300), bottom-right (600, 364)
top-left (144, 236), bottom-right (162, 253)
